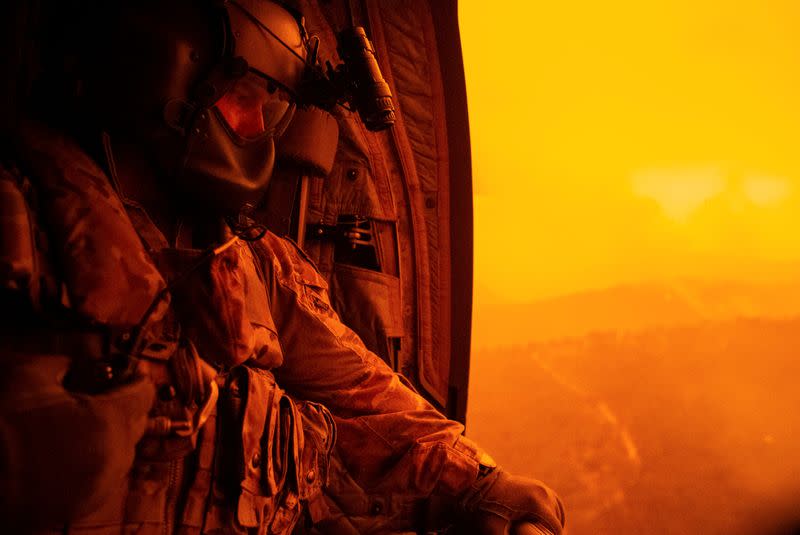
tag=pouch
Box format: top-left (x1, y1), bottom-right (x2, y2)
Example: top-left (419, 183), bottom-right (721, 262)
top-left (209, 366), bottom-right (336, 535)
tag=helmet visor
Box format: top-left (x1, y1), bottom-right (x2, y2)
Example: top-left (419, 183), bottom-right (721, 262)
top-left (214, 72), bottom-right (295, 140)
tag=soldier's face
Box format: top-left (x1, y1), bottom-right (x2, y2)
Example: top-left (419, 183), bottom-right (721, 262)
top-left (214, 72), bottom-right (296, 140)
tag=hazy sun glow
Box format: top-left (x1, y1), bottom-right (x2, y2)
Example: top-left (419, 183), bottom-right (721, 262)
top-left (631, 166), bottom-right (726, 222)
top-left (460, 0), bottom-right (800, 304)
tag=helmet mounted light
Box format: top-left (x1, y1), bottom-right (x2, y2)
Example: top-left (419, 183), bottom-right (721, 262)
top-left (297, 27), bottom-right (396, 132)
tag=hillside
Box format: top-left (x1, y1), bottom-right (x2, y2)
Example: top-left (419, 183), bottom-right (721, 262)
top-left (467, 316), bottom-right (800, 535)
top-left (471, 279), bottom-right (800, 349)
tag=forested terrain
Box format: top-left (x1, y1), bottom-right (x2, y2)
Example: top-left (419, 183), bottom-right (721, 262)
top-left (468, 312), bottom-right (800, 535)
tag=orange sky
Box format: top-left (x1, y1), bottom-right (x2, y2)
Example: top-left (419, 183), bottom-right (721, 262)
top-left (459, 0), bottom-right (800, 304)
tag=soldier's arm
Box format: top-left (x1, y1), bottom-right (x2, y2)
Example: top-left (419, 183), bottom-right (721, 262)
top-left (258, 233), bottom-right (479, 494)
top-left (255, 233), bottom-right (564, 534)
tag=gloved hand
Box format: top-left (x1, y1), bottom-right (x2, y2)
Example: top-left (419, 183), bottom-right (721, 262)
top-left (458, 468), bottom-right (566, 535)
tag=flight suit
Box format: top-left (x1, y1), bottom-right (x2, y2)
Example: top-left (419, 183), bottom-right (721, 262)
top-left (0, 121), bottom-right (496, 533)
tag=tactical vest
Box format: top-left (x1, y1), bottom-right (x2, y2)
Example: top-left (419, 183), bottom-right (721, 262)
top-left (0, 122), bottom-right (335, 535)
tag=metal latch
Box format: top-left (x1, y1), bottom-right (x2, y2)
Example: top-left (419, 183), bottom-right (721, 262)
top-left (306, 215), bottom-right (380, 271)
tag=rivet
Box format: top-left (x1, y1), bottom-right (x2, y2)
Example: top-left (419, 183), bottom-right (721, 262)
top-left (305, 470), bottom-right (316, 483)
top-left (346, 169), bottom-right (358, 181)
top-left (251, 452), bottom-right (261, 468)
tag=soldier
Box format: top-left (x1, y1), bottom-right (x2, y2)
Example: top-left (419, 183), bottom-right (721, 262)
top-left (0, 1), bottom-right (565, 534)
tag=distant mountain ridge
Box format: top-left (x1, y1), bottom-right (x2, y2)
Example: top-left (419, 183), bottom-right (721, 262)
top-left (472, 279), bottom-right (800, 348)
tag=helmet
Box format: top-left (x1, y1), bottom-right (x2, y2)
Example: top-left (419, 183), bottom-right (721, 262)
top-left (176, 0), bottom-right (309, 217)
top-left (81, 0), bottom-right (310, 217)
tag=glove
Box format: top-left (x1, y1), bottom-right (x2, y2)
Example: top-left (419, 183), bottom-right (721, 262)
top-left (458, 467), bottom-right (566, 535)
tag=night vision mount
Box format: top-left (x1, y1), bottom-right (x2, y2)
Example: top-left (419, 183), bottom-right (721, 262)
top-left (300, 26), bottom-right (396, 132)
